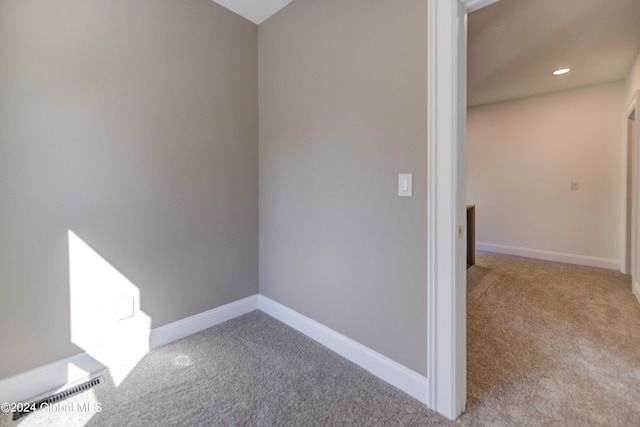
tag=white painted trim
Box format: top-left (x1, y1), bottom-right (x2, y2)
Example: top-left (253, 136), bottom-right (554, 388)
top-left (2, 293), bottom-right (441, 412)
top-left (633, 281), bottom-right (640, 304)
top-left (149, 295), bottom-right (258, 349)
top-left (621, 110), bottom-right (631, 275)
top-left (476, 243), bottom-right (620, 270)
top-left (461, 0), bottom-right (501, 13)
top-left (427, 0), bottom-right (467, 420)
top-left (621, 92), bottom-right (639, 274)
top-left (624, 92), bottom-right (640, 300)
top-left (0, 353), bottom-right (105, 404)
top-left (0, 295), bottom-right (259, 404)
top-left (257, 296), bottom-right (429, 404)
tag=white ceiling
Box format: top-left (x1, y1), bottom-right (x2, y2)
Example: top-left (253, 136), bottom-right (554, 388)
top-left (215, 0), bottom-right (640, 107)
top-left (468, 0), bottom-right (640, 106)
top-left (212, 0), bottom-right (292, 24)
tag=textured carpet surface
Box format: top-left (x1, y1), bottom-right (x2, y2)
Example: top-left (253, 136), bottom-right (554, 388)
top-left (459, 251), bottom-right (640, 426)
top-left (1, 311), bottom-right (447, 427)
top-left (2, 251), bottom-right (639, 426)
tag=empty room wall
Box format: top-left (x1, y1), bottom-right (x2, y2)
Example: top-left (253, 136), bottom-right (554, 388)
top-left (467, 81), bottom-right (625, 269)
top-left (0, 0), bottom-right (258, 379)
top-left (258, 0), bottom-right (428, 374)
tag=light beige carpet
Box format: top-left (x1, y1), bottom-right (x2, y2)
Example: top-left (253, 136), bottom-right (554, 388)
top-left (2, 251), bottom-right (639, 426)
top-left (459, 251), bottom-right (640, 426)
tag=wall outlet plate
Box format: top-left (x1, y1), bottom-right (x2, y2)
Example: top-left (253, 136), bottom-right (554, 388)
top-left (115, 297), bottom-right (135, 320)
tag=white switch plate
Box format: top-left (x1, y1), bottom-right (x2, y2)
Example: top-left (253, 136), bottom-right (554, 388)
top-left (399, 173), bottom-right (413, 197)
top-left (570, 181), bottom-right (579, 191)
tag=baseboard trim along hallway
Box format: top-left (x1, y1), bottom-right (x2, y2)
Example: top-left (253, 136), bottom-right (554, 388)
top-left (476, 243), bottom-right (620, 270)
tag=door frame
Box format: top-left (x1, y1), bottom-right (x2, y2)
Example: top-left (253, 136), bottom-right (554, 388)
top-left (624, 91), bottom-right (640, 301)
top-left (426, 0), bottom-right (466, 419)
top-left (426, 0), bottom-right (500, 420)
top-left (428, 0), bottom-right (637, 420)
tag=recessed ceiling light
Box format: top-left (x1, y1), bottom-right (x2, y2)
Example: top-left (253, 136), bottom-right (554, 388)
top-left (553, 68), bottom-right (571, 76)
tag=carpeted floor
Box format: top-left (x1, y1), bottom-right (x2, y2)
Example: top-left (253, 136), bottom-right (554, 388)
top-left (0, 312), bottom-right (447, 427)
top-left (2, 251), bottom-right (639, 426)
top-left (459, 251), bottom-right (640, 426)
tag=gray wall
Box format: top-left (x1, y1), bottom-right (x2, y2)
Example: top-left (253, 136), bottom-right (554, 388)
top-left (259, 0), bottom-right (429, 374)
top-left (0, 0), bottom-right (258, 379)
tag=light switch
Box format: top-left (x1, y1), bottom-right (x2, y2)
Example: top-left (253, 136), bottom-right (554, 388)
top-left (399, 173), bottom-right (413, 197)
top-left (570, 181), bottom-right (579, 191)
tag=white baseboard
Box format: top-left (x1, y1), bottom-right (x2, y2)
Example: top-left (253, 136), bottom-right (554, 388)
top-left (257, 295), bottom-right (429, 405)
top-left (0, 295), bottom-right (259, 404)
top-left (1, 294), bottom-right (428, 410)
top-left (149, 295), bottom-right (258, 349)
top-left (0, 352), bottom-right (105, 405)
top-left (476, 243), bottom-right (620, 271)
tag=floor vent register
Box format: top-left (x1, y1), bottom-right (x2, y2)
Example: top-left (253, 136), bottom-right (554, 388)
top-left (12, 375), bottom-right (105, 421)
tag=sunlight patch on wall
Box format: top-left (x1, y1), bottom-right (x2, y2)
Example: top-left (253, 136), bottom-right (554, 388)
top-left (68, 230), bottom-right (151, 386)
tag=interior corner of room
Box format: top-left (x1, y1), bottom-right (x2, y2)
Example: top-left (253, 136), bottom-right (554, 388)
top-left (0, 0), bottom-right (430, 411)
top-left (1, 0), bottom-right (640, 423)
